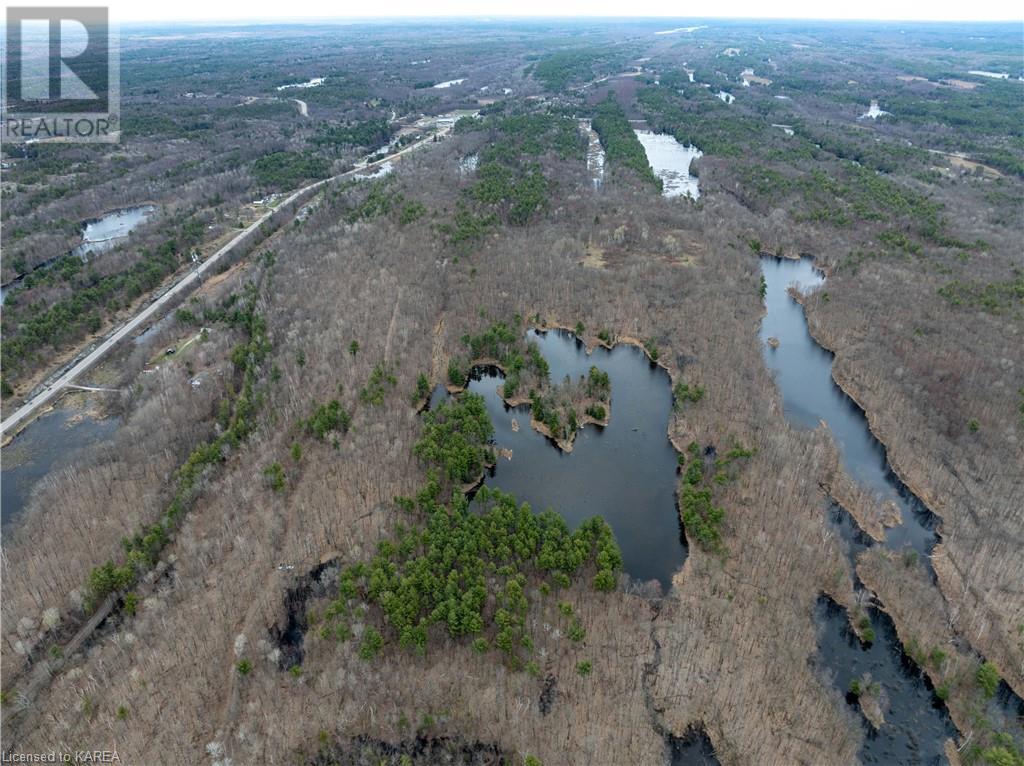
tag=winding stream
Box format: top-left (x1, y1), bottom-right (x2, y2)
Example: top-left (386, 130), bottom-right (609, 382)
top-left (758, 256), bottom-right (939, 558)
top-left (760, 256), bottom-right (965, 761)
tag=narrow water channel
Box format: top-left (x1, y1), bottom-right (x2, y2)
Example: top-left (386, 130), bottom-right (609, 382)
top-left (437, 329), bottom-right (686, 590)
top-left (760, 256), bottom-right (962, 762)
top-left (815, 596), bottom-right (958, 764)
top-left (757, 256), bottom-right (939, 558)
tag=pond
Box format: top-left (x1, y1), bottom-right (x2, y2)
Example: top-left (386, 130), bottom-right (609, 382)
top-left (634, 130), bottom-right (703, 200)
top-left (276, 76), bottom-right (325, 91)
top-left (2, 205), bottom-right (157, 303)
top-left (758, 256), bottom-right (939, 559)
top-left (668, 730), bottom-right (719, 765)
top-left (860, 100), bottom-right (891, 120)
top-left (1, 407), bottom-right (120, 532)
top-left (815, 596), bottom-right (958, 764)
top-left (71, 205), bottom-right (157, 260)
top-left (438, 329), bottom-right (687, 590)
top-left (433, 78), bottom-right (466, 89)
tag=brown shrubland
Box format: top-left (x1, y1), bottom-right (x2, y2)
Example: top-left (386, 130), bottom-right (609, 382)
top-left (2, 94), bottom-right (1021, 765)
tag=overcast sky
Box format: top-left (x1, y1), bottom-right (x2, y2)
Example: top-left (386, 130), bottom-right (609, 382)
top-left (55, 0), bottom-right (1024, 23)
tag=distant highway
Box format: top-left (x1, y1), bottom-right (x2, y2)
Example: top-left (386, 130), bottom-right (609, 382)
top-left (1, 124), bottom-right (452, 439)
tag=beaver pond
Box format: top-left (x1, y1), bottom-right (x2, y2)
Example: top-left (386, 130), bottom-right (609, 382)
top-left (434, 328), bottom-right (687, 590)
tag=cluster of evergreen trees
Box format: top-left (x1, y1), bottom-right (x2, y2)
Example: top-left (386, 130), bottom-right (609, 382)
top-left (323, 481), bottom-right (620, 666)
top-left (448, 320), bottom-right (550, 399)
top-left (322, 392), bottom-right (623, 667)
top-left (414, 394), bottom-right (494, 484)
top-left (678, 440), bottom-right (754, 554)
top-left (442, 109), bottom-right (588, 242)
top-left (591, 97), bottom-right (661, 188)
top-left (251, 151), bottom-right (331, 190)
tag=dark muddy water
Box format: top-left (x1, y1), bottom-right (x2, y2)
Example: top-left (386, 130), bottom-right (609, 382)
top-left (815, 597), bottom-right (958, 764)
top-left (758, 256), bottom-right (939, 558)
top-left (1, 408), bottom-right (119, 530)
top-left (668, 730), bottom-right (720, 765)
top-left (439, 329), bottom-right (687, 590)
top-left (988, 682), bottom-right (1024, 751)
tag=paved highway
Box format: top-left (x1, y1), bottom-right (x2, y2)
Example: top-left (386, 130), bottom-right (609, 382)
top-left (1, 125), bottom-right (451, 439)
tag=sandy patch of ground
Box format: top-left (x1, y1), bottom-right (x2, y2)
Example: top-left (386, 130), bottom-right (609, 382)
top-left (947, 154), bottom-right (1002, 178)
top-left (581, 246), bottom-right (607, 269)
top-left (939, 79), bottom-right (979, 90)
top-left (581, 231), bottom-right (703, 270)
top-left (927, 150), bottom-right (1003, 179)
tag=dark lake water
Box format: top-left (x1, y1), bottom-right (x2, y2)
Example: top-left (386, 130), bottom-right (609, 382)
top-left (1, 408), bottom-right (119, 531)
top-left (438, 328), bottom-right (687, 590)
top-left (758, 256), bottom-right (939, 558)
top-left (815, 596), bottom-right (958, 765)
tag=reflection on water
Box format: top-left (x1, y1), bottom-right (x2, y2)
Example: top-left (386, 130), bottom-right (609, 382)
top-left (815, 597), bottom-right (957, 765)
top-left (634, 130), bottom-right (703, 200)
top-left (988, 682), bottom-right (1024, 753)
top-left (2, 205), bottom-right (156, 303)
top-left (828, 501), bottom-right (874, 575)
top-left (72, 205), bottom-right (158, 259)
top-left (1, 408), bottom-right (119, 531)
top-left (758, 256), bottom-right (939, 558)
top-left (437, 329), bottom-right (686, 589)
top-left (276, 76), bottom-right (325, 91)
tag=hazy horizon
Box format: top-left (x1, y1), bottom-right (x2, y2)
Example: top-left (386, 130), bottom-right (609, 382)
top-left (112, 15), bottom-right (1024, 25)
top-left (45, 1), bottom-right (1024, 25)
